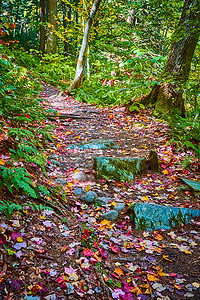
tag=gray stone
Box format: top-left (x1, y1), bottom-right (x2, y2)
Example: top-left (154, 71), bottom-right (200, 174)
top-left (93, 156), bottom-right (147, 182)
top-left (50, 159), bottom-right (62, 167)
top-left (67, 139), bottom-right (118, 150)
top-left (113, 201), bottom-right (125, 212)
top-left (81, 191), bottom-right (98, 203)
top-left (74, 187), bottom-right (83, 195)
top-left (100, 210), bottom-right (118, 221)
top-left (129, 202), bottom-right (200, 231)
top-left (180, 177), bottom-right (200, 195)
top-left (71, 170), bottom-right (87, 181)
top-left (95, 197), bottom-right (110, 206)
top-left (55, 178), bottom-right (67, 185)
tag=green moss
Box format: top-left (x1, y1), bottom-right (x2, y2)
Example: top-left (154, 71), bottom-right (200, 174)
top-left (93, 156), bottom-right (147, 182)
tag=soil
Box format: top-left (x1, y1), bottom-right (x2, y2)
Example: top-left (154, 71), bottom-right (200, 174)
top-left (0, 83), bottom-right (199, 300)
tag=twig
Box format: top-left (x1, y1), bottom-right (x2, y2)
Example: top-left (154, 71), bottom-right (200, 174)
top-left (94, 267), bottom-right (110, 299)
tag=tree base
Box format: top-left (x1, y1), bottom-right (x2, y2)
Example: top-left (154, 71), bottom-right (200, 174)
top-left (141, 83), bottom-right (185, 117)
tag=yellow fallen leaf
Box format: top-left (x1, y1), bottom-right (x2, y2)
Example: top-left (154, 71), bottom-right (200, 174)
top-left (157, 269), bottom-right (166, 277)
top-left (162, 169), bottom-right (169, 175)
top-left (184, 250), bottom-right (192, 254)
top-left (99, 220), bottom-right (111, 227)
top-left (143, 196), bottom-right (149, 201)
top-left (86, 185), bottom-right (90, 192)
top-left (0, 159), bottom-right (5, 165)
top-left (111, 202), bottom-right (117, 207)
top-left (163, 255), bottom-right (172, 262)
top-left (114, 267), bottom-right (124, 277)
top-left (147, 274), bottom-right (158, 282)
top-left (16, 237), bottom-right (23, 242)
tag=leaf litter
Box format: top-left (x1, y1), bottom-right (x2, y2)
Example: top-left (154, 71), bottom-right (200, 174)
top-left (0, 83), bottom-right (200, 299)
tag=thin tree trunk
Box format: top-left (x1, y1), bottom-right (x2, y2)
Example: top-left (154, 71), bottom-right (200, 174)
top-left (69, 0), bottom-right (102, 92)
top-left (46, 0), bottom-right (57, 54)
top-left (141, 0), bottom-right (200, 117)
top-left (61, 0), bottom-right (68, 55)
top-left (15, 0), bottom-right (21, 23)
top-left (39, 0), bottom-right (46, 53)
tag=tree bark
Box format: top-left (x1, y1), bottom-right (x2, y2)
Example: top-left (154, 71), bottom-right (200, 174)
top-left (46, 0), bottom-right (57, 54)
top-left (69, 0), bottom-right (102, 92)
top-left (39, 0), bottom-right (46, 53)
top-left (142, 0), bottom-right (200, 117)
top-left (61, 1), bottom-right (68, 55)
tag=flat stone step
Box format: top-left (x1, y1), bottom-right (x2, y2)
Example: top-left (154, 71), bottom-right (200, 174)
top-left (93, 156), bottom-right (147, 182)
top-left (129, 202), bottom-right (200, 231)
top-left (67, 139), bottom-right (119, 150)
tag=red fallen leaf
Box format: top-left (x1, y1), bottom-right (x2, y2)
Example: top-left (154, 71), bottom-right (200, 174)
top-left (35, 249), bottom-right (46, 254)
top-left (0, 235), bottom-right (6, 245)
top-left (31, 283), bottom-right (48, 293)
top-left (99, 248), bottom-right (109, 259)
top-left (161, 164), bottom-right (167, 169)
top-left (83, 248), bottom-right (94, 256)
top-left (11, 232), bottom-right (23, 242)
top-left (61, 245), bottom-right (68, 252)
top-left (111, 272), bottom-right (119, 278)
top-left (169, 273), bottom-right (177, 277)
top-left (94, 242), bottom-right (99, 248)
top-left (90, 257), bottom-right (98, 264)
top-left (11, 23), bottom-right (16, 29)
top-left (57, 276), bottom-right (67, 283)
top-left (109, 242), bottom-right (119, 253)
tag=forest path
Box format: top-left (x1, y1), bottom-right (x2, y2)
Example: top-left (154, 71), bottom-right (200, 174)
top-left (1, 84), bottom-right (200, 299)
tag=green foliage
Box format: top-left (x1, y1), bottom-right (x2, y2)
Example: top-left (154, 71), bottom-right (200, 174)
top-left (168, 109), bottom-right (200, 158)
top-left (0, 200), bottom-right (23, 221)
top-left (0, 199), bottom-right (52, 220)
top-left (0, 166), bottom-right (37, 198)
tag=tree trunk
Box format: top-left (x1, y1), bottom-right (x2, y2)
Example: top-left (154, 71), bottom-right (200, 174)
top-left (61, 0), bottom-right (68, 55)
top-left (39, 0), bottom-right (46, 53)
top-left (69, 0), bottom-right (102, 92)
top-left (46, 0), bottom-right (57, 54)
top-left (142, 0), bottom-right (200, 117)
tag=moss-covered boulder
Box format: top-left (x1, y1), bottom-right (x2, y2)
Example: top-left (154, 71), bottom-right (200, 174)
top-left (93, 156), bottom-right (147, 182)
top-left (129, 202), bottom-right (200, 231)
top-left (67, 139), bottom-right (118, 150)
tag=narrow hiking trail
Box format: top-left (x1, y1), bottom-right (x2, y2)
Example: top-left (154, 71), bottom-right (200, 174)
top-left (0, 84), bottom-right (200, 300)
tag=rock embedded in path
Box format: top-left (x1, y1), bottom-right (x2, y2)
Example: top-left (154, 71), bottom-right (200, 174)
top-left (93, 156), bottom-right (147, 182)
top-left (81, 191), bottom-right (98, 203)
top-left (73, 187), bottom-right (83, 195)
top-left (67, 139), bottom-right (118, 150)
top-left (100, 210), bottom-right (118, 221)
top-left (179, 177), bottom-right (200, 195)
top-left (95, 197), bottom-right (110, 207)
top-left (129, 202), bottom-right (200, 231)
top-left (55, 178), bottom-right (67, 185)
top-left (71, 170), bottom-right (87, 181)
top-left (113, 201), bottom-right (125, 212)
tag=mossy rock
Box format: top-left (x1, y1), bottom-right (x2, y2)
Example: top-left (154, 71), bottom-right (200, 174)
top-left (129, 202), bottom-right (200, 231)
top-left (93, 156), bottom-right (147, 182)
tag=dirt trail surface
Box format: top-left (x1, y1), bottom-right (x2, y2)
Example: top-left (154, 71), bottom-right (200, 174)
top-left (0, 84), bottom-right (200, 300)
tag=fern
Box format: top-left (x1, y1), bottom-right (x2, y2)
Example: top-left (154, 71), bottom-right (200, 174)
top-left (0, 200), bottom-right (23, 220)
top-left (0, 166), bottom-right (37, 198)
